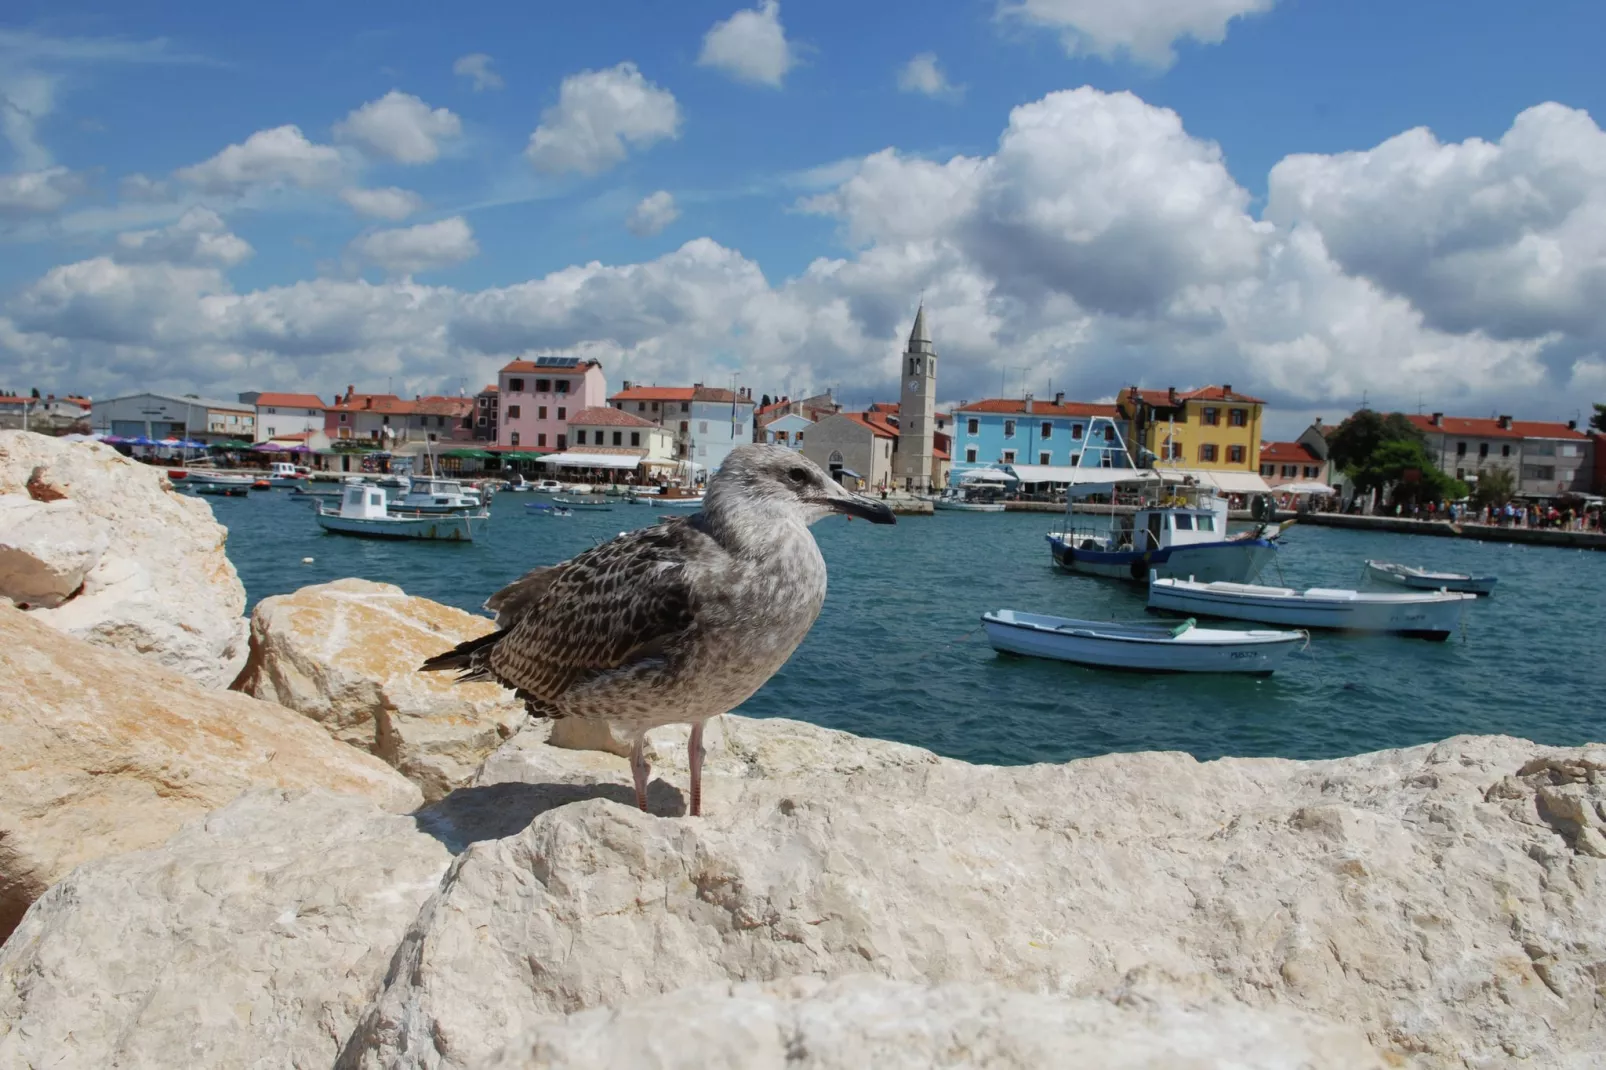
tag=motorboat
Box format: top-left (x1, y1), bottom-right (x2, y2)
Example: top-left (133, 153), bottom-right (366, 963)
top-left (981, 610), bottom-right (1305, 675)
top-left (315, 484), bottom-right (485, 541)
top-left (652, 495), bottom-right (705, 508)
top-left (187, 480), bottom-right (250, 497)
top-left (1147, 576), bottom-right (1476, 640)
top-left (266, 462), bottom-right (312, 487)
top-left (529, 479), bottom-right (567, 494)
top-left (932, 471), bottom-right (1010, 512)
top-left (551, 496), bottom-right (614, 511)
top-left (502, 473), bottom-right (534, 493)
top-left (196, 471), bottom-right (254, 488)
top-left (1365, 560), bottom-right (1497, 596)
top-left (389, 476), bottom-right (484, 514)
top-left (1047, 478), bottom-right (1276, 585)
top-left (525, 501), bottom-right (573, 517)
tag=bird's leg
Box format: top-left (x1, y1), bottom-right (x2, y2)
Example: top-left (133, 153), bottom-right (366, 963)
top-left (688, 721), bottom-right (706, 818)
top-left (630, 735), bottom-right (651, 813)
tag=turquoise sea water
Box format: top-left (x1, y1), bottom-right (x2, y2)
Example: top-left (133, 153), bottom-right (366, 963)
top-left (216, 489), bottom-right (1606, 765)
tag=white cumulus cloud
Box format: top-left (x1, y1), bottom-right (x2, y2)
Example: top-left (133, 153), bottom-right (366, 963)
top-left (348, 216), bottom-right (479, 277)
top-left (525, 63), bottom-right (681, 176)
top-left (340, 186), bottom-right (426, 220)
top-left (0, 166), bottom-right (85, 216)
top-left (1001, 0), bottom-right (1279, 68)
top-left (626, 191), bottom-right (680, 236)
top-left (897, 53), bottom-right (963, 100)
top-left (697, 1), bottom-right (796, 87)
top-left (452, 53), bottom-right (503, 91)
top-left (174, 125), bottom-right (344, 194)
top-left (113, 207), bottom-right (253, 267)
top-left (334, 91), bottom-right (462, 165)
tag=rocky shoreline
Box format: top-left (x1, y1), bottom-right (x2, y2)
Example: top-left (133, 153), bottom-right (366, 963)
top-left (1, 430), bottom-right (1603, 1069)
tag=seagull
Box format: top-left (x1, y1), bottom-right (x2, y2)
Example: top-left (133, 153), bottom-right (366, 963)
top-left (420, 444), bottom-right (896, 816)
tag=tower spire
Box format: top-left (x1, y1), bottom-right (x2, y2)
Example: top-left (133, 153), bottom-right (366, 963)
top-left (908, 302), bottom-right (931, 350)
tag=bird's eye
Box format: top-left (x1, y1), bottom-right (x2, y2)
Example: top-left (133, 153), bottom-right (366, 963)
top-left (786, 467), bottom-right (809, 484)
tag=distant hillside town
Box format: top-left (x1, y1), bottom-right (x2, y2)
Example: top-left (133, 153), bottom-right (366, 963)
top-left (12, 307), bottom-right (1605, 504)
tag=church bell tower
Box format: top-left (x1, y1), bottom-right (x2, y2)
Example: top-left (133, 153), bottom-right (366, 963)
top-left (897, 303), bottom-right (937, 492)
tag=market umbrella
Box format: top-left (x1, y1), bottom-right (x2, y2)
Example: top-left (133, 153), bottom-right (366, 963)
top-left (252, 442), bottom-right (286, 452)
top-left (179, 439), bottom-right (207, 449)
top-left (130, 435), bottom-right (155, 446)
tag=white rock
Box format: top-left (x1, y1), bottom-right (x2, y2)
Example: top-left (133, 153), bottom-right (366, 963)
top-left (0, 494), bottom-right (108, 607)
top-left (345, 725), bottom-right (1606, 1070)
top-left (0, 431), bottom-right (248, 687)
top-left (486, 975), bottom-right (1388, 1069)
top-left (0, 603), bottom-right (422, 940)
top-left (0, 789), bottom-right (451, 1070)
top-left (238, 578), bottom-right (529, 801)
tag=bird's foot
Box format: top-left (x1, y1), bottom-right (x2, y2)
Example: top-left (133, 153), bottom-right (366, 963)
top-left (629, 736), bottom-right (651, 813)
top-left (688, 721), bottom-right (706, 817)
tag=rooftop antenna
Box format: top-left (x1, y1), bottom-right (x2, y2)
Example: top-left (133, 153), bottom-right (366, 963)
top-left (1416, 392), bottom-right (1423, 414)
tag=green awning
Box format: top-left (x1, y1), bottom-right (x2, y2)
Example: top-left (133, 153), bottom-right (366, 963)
top-left (441, 448), bottom-right (496, 459)
top-left (497, 451), bottom-right (547, 461)
top-left (209, 439), bottom-right (253, 449)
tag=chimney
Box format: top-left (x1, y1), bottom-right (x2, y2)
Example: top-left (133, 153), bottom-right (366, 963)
top-left (622, 380), bottom-right (633, 391)
top-left (1498, 414), bottom-right (1512, 430)
top-left (1430, 412), bottom-right (1443, 427)
top-left (1168, 386), bottom-right (1178, 406)
top-left (1024, 393), bottom-right (1034, 415)
top-left (364, 397), bottom-right (373, 410)
top-left (1054, 391), bottom-right (1065, 406)
top-left (1568, 419), bottom-right (1578, 430)
top-left (1222, 383), bottom-right (1232, 395)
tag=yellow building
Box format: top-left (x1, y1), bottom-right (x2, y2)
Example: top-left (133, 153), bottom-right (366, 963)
top-left (1117, 384), bottom-right (1265, 472)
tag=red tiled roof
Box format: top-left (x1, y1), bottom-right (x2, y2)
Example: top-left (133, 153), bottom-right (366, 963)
top-left (1406, 414), bottom-right (1586, 440)
top-left (1124, 385), bottom-right (1266, 407)
top-left (610, 386), bottom-right (696, 402)
top-left (266, 430), bottom-right (313, 442)
top-left (957, 398), bottom-right (1119, 418)
top-left (1259, 441), bottom-right (1322, 463)
top-left (500, 358), bottom-right (597, 373)
top-left (328, 393), bottom-right (410, 414)
top-left (412, 396), bottom-right (473, 417)
top-left (843, 411), bottom-right (899, 439)
top-left (867, 401), bottom-right (899, 414)
top-left (933, 444), bottom-right (951, 461)
top-left (569, 406), bottom-right (661, 428)
top-left (692, 386), bottom-right (751, 404)
top-left (253, 392), bottom-right (325, 409)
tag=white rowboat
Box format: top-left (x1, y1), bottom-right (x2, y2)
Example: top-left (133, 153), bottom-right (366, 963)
top-left (1147, 576), bottom-right (1475, 641)
top-left (1365, 560), bottom-right (1497, 596)
top-left (982, 610), bottom-right (1305, 675)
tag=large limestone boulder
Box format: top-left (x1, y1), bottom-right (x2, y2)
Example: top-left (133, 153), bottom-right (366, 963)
top-left (0, 495), bottom-right (109, 608)
top-left (347, 725), bottom-right (1606, 1069)
top-left (238, 578), bottom-right (528, 801)
top-left (0, 790), bottom-right (451, 1070)
top-left (0, 604), bottom-right (421, 941)
top-left (0, 431), bottom-right (248, 687)
top-left (485, 976), bottom-right (1388, 1069)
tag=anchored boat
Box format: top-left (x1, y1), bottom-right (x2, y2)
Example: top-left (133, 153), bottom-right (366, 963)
top-left (551, 496), bottom-right (614, 511)
top-left (315, 484), bottom-right (485, 541)
top-left (389, 476), bottom-right (484, 514)
top-left (982, 610), bottom-right (1306, 675)
top-left (1147, 576), bottom-right (1476, 640)
top-left (1365, 560), bottom-right (1497, 596)
top-left (266, 462), bottom-right (311, 487)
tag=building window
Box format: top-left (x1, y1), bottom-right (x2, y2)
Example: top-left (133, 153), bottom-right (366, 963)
top-left (1303, 466), bottom-right (1319, 478)
top-left (1535, 441), bottom-right (1556, 457)
top-left (538, 406), bottom-right (547, 420)
top-left (370, 429), bottom-right (380, 440)
top-left (266, 427), bottom-right (275, 436)
top-left (1039, 451), bottom-right (1051, 464)
top-left (680, 402), bottom-right (689, 412)
top-left (576, 429), bottom-right (587, 445)
top-left (511, 431), bottom-right (520, 446)
top-left (535, 379), bottom-right (551, 392)
top-left (1199, 443), bottom-right (1218, 463)
top-left (679, 421), bottom-right (689, 433)
top-left (796, 431), bottom-right (804, 443)
top-left (1162, 441), bottom-right (1182, 460)
top-left (556, 434), bottom-right (566, 449)
top-left (537, 433), bottom-right (547, 448)
top-left (266, 407), bottom-right (277, 414)
top-left (630, 431), bottom-right (641, 447)
top-left (1071, 424), bottom-right (1084, 440)
top-left (1229, 408), bottom-right (1247, 427)
top-left (1281, 464), bottom-right (1297, 477)
top-left (1003, 419), bottom-right (1016, 438)
top-left (966, 418), bottom-right (979, 435)
top-left (477, 417), bottom-right (487, 427)
top-left (1040, 421), bottom-right (1052, 439)
top-left (612, 431), bottom-right (623, 446)
top-left (965, 446), bottom-right (977, 463)
top-left (1001, 449), bottom-right (1016, 463)
top-left (638, 402), bottom-right (647, 412)
top-left (555, 380), bottom-right (569, 394)
top-left (651, 401), bottom-right (660, 411)
top-left (507, 405), bottom-right (521, 419)
top-left (1501, 444), bottom-right (1512, 457)
top-left (382, 415), bottom-right (390, 425)
top-left (1524, 465), bottom-right (1556, 481)
top-left (1260, 463), bottom-right (1273, 476)
top-left (1455, 467), bottom-right (1464, 479)
top-left (1478, 443), bottom-right (1489, 458)
top-left (699, 421), bottom-right (708, 434)
top-left (1228, 445), bottom-right (1245, 464)
top-left (1456, 442), bottom-right (1467, 456)
top-left (556, 407), bottom-right (566, 421)
top-left (509, 378), bottom-right (524, 392)
top-left (1202, 407), bottom-right (1219, 426)
top-left (339, 413), bottom-right (347, 423)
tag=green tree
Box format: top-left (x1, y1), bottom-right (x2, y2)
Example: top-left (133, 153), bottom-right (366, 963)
top-left (1591, 403), bottom-right (1606, 433)
top-left (1469, 466), bottom-right (1516, 509)
top-left (1346, 438), bottom-right (1465, 505)
top-left (1326, 410), bottom-right (1427, 473)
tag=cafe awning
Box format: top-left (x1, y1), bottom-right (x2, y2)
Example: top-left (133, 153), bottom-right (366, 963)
top-left (1156, 468), bottom-right (1273, 494)
top-left (442, 448), bottom-right (496, 459)
top-left (543, 451), bottom-right (646, 470)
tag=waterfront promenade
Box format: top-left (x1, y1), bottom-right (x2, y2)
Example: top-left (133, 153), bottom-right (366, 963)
top-left (1273, 510), bottom-right (1606, 551)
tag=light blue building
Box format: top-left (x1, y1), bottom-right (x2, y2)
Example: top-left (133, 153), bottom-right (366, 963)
top-left (762, 412), bottom-right (812, 449)
top-left (949, 395), bottom-right (1132, 485)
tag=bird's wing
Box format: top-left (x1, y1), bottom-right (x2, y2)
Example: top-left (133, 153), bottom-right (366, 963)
top-left (484, 520), bottom-right (707, 702)
top-left (483, 564), bottom-right (555, 627)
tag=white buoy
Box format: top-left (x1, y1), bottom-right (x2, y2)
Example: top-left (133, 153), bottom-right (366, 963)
top-left (302, 557), bottom-right (315, 564)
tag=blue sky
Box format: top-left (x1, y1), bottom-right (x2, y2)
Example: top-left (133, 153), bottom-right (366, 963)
top-left (4, 0), bottom-right (1605, 436)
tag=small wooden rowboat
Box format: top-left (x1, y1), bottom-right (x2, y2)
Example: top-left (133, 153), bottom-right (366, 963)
top-left (1148, 576), bottom-right (1476, 641)
top-left (981, 610), bottom-right (1306, 675)
top-left (1365, 560), bottom-right (1497, 596)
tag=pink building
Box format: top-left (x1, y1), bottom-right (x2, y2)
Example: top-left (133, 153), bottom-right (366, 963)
top-left (497, 357), bottom-right (606, 452)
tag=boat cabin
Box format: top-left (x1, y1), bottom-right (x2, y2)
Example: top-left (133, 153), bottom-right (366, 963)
top-left (1131, 497), bottom-right (1230, 552)
top-left (338, 485), bottom-right (391, 519)
top-left (269, 462), bottom-right (310, 480)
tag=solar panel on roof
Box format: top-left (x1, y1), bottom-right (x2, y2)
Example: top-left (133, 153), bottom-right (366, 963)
top-left (533, 356), bottom-right (581, 367)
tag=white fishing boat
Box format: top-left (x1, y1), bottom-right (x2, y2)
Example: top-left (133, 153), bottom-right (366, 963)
top-left (389, 476), bottom-right (483, 514)
top-left (1365, 560), bottom-right (1497, 596)
top-left (1147, 576), bottom-right (1476, 640)
top-left (653, 495), bottom-right (706, 508)
top-left (266, 462), bottom-right (311, 487)
top-left (932, 470), bottom-right (1010, 512)
top-left (196, 471), bottom-right (254, 488)
top-left (551, 496), bottom-right (614, 511)
top-left (315, 484), bottom-right (485, 541)
top-left (982, 610), bottom-right (1305, 675)
top-left (529, 479), bottom-right (566, 494)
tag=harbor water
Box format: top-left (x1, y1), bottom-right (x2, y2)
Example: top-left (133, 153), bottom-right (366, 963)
top-left (218, 489), bottom-right (1606, 766)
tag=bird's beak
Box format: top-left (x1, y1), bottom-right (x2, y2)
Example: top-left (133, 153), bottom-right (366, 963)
top-left (814, 483), bottom-right (897, 524)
